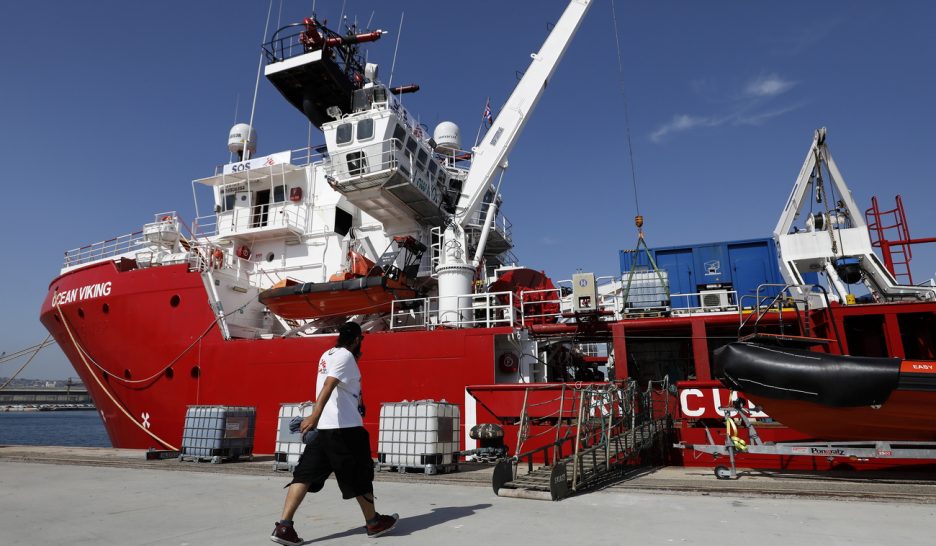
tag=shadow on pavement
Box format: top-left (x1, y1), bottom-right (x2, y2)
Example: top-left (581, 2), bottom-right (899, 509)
top-left (308, 503), bottom-right (493, 542)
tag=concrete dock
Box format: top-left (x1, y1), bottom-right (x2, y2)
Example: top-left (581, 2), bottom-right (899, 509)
top-left (2, 446), bottom-right (936, 545)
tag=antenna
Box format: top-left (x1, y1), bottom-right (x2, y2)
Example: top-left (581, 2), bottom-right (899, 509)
top-left (229, 93), bottom-right (240, 164)
top-left (246, 0), bottom-right (275, 161)
top-left (388, 12), bottom-right (404, 88)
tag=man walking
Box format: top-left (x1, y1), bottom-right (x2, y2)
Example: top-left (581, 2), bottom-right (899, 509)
top-left (272, 321), bottom-right (398, 545)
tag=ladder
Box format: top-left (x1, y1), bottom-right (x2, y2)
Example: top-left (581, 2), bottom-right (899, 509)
top-left (493, 380), bottom-right (672, 500)
top-left (865, 195), bottom-right (914, 284)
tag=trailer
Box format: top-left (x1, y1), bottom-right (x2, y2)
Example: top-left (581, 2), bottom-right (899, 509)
top-left (677, 400), bottom-right (936, 480)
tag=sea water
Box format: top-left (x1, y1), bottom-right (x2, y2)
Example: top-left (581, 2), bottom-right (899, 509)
top-left (0, 410), bottom-right (110, 447)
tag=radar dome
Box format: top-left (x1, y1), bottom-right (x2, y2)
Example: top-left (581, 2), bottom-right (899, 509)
top-left (228, 123), bottom-right (257, 160)
top-left (433, 122), bottom-right (461, 154)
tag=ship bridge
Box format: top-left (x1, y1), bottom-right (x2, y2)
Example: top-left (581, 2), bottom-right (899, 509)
top-left (192, 150), bottom-right (309, 242)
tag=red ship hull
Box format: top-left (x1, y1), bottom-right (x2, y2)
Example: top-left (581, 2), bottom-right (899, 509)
top-left (41, 260), bottom-right (936, 472)
top-left (40, 261), bottom-right (507, 453)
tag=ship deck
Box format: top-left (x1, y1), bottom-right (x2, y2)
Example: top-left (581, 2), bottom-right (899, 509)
top-left (2, 445), bottom-right (936, 545)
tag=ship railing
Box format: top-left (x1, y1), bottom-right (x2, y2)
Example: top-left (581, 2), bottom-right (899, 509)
top-left (62, 211), bottom-right (184, 268)
top-left (465, 202), bottom-right (513, 248)
top-left (63, 230), bottom-right (147, 268)
top-left (518, 277), bottom-right (622, 324)
top-left (738, 284), bottom-right (843, 351)
top-left (518, 287), bottom-right (567, 326)
top-left (326, 138), bottom-right (407, 190)
top-left (193, 203), bottom-right (307, 238)
top-left (262, 22), bottom-right (366, 77)
top-left (389, 291), bottom-right (516, 330)
top-left (668, 290), bottom-right (739, 317)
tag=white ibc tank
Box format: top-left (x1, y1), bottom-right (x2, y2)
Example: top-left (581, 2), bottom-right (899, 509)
top-left (433, 121), bottom-right (461, 154)
top-left (377, 400), bottom-right (460, 473)
top-left (228, 123), bottom-right (257, 158)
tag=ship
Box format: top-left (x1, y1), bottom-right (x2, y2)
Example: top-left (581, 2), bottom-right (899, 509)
top-left (39, 1), bottom-right (936, 472)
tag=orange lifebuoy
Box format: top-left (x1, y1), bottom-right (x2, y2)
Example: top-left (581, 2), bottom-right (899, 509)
top-left (211, 248), bottom-right (224, 269)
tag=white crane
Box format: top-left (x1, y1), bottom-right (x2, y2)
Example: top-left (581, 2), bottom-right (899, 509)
top-left (774, 128), bottom-right (935, 303)
top-left (436, 0), bottom-right (594, 324)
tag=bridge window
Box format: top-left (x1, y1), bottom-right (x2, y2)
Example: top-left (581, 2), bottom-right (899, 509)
top-left (336, 123), bottom-right (353, 145)
top-left (357, 118), bottom-right (374, 141)
top-left (428, 160), bottom-right (438, 176)
top-left (392, 124), bottom-right (406, 147)
top-left (405, 136), bottom-right (417, 155)
top-left (416, 148), bottom-right (428, 169)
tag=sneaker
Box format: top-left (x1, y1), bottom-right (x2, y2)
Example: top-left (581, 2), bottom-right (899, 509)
top-left (271, 522), bottom-right (303, 546)
top-left (366, 513), bottom-right (399, 538)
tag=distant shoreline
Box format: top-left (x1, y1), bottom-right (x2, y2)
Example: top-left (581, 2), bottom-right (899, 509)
top-left (1, 405), bottom-right (96, 413)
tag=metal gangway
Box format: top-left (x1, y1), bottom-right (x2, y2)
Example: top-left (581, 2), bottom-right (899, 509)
top-left (493, 380), bottom-right (672, 500)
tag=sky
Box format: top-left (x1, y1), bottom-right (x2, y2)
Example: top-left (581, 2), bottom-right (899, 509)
top-left (1, 0), bottom-right (934, 379)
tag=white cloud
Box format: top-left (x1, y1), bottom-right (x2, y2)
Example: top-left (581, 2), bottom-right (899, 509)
top-left (735, 102), bottom-right (805, 126)
top-left (650, 114), bottom-right (718, 142)
top-left (744, 74), bottom-right (796, 97)
top-left (650, 73), bottom-right (800, 142)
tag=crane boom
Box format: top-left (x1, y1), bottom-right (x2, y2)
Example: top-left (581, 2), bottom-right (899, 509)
top-left (456, 0), bottom-right (593, 228)
top-left (436, 0), bottom-right (593, 325)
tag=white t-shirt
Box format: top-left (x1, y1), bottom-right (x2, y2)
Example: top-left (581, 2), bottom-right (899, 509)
top-left (315, 347), bottom-right (363, 429)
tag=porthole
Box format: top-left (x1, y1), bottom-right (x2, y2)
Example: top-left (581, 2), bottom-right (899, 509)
top-left (102, 303), bottom-right (110, 314)
top-left (266, 252), bottom-right (275, 262)
top-left (190, 365), bottom-right (200, 379)
top-left (165, 367), bottom-right (174, 380)
top-left (123, 369), bottom-right (132, 380)
top-left (102, 371), bottom-right (109, 383)
top-left (170, 295), bottom-right (181, 307)
top-left (77, 308), bottom-right (85, 319)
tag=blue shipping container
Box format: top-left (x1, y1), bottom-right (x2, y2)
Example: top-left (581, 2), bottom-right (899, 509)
top-left (620, 238), bottom-right (783, 308)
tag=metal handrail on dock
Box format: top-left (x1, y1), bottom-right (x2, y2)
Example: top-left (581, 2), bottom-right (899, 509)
top-left (493, 379), bottom-right (672, 500)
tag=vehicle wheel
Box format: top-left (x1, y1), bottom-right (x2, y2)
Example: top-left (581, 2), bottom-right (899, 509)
top-left (425, 464), bottom-right (438, 475)
top-left (714, 465), bottom-right (732, 480)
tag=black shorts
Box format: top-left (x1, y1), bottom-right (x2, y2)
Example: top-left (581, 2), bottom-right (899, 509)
top-left (289, 426), bottom-right (374, 499)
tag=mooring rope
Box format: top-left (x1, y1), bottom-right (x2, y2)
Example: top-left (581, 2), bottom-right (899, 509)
top-left (55, 304), bottom-right (178, 451)
top-left (0, 334), bottom-right (53, 391)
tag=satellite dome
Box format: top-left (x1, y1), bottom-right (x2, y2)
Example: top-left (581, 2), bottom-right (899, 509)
top-left (433, 122), bottom-right (461, 154)
top-left (228, 123), bottom-right (257, 159)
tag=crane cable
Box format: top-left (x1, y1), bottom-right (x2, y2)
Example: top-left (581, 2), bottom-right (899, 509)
top-left (610, 0), bottom-right (641, 219)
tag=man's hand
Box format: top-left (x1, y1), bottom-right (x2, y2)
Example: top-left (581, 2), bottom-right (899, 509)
top-left (300, 415), bottom-right (316, 433)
